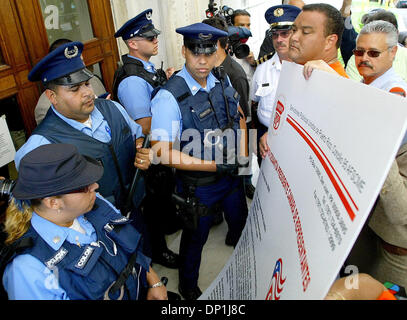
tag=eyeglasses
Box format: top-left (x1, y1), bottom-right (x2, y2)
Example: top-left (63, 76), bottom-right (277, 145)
top-left (65, 184), bottom-right (92, 194)
top-left (271, 30), bottom-right (292, 39)
top-left (352, 48), bottom-right (388, 58)
top-left (134, 35), bottom-right (158, 42)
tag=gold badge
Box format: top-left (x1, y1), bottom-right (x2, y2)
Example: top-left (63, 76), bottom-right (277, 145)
top-left (274, 8), bottom-right (284, 17)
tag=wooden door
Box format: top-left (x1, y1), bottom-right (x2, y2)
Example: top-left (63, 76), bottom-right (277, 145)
top-left (0, 0), bottom-right (119, 136)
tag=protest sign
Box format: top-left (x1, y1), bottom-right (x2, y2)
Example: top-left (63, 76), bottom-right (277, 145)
top-left (200, 62), bottom-right (407, 299)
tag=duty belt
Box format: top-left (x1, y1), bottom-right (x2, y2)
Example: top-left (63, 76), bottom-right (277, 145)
top-left (177, 171), bottom-right (221, 187)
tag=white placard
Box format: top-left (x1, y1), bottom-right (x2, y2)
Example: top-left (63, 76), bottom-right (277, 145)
top-left (0, 116), bottom-right (16, 168)
top-left (200, 62), bottom-right (407, 300)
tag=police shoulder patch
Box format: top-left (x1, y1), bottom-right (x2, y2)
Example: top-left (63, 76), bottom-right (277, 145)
top-left (45, 248), bottom-right (68, 269)
top-left (389, 87), bottom-right (406, 97)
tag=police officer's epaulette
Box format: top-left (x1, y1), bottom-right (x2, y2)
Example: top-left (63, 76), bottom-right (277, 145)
top-left (255, 52), bottom-right (276, 67)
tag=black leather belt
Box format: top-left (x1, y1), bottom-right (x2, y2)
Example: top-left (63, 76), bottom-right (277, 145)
top-left (381, 239), bottom-right (407, 256)
top-left (177, 171), bottom-right (221, 187)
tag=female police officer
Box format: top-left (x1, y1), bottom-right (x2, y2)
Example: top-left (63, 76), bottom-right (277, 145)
top-left (2, 144), bottom-right (167, 300)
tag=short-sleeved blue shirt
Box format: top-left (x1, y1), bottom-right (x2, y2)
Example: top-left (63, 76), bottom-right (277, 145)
top-left (14, 101), bottom-right (143, 170)
top-left (2, 193), bottom-right (121, 300)
top-left (117, 55), bottom-right (156, 121)
top-left (150, 65), bottom-right (219, 142)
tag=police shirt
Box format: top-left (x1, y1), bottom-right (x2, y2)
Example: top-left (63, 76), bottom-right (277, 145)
top-left (2, 194), bottom-right (118, 300)
top-left (364, 67), bottom-right (407, 98)
top-left (366, 67), bottom-right (407, 146)
top-left (34, 76), bottom-right (107, 125)
top-left (150, 65), bottom-right (219, 142)
top-left (14, 101), bottom-right (143, 170)
top-left (117, 55), bottom-right (156, 121)
top-left (250, 52), bottom-right (281, 127)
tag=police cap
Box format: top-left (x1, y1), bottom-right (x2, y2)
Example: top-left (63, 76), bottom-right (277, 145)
top-left (28, 41), bottom-right (93, 86)
top-left (265, 5), bottom-right (301, 30)
top-left (176, 22), bottom-right (228, 55)
top-left (114, 9), bottom-right (161, 40)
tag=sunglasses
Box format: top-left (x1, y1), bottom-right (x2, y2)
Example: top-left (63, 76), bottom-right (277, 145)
top-left (271, 30), bottom-right (292, 39)
top-left (134, 35), bottom-right (158, 42)
top-left (352, 48), bottom-right (387, 58)
top-left (65, 184), bottom-right (92, 194)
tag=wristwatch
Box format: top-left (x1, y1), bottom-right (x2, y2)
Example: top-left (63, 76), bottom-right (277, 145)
top-left (148, 280), bottom-right (164, 289)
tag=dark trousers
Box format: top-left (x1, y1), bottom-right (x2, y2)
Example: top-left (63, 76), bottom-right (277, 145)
top-left (177, 176), bottom-right (248, 290)
top-left (128, 206), bottom-right (153, 258)
top-left (141, 165), bottom-right (180, 257)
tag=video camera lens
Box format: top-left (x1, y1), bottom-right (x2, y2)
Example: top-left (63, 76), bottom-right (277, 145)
top-left (221, 6), bottom-right (234, 16)
top-left (233, 43), bottom-right (250, 59)
top-left (0, 179), bottom-right (15, 201)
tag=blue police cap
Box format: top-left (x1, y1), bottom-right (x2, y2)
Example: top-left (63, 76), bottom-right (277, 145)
top-left (176, 22), bottom-right (228, 54)
top-left (28, 41), bottom-right (93, 85)
top-left (114, 9), bottom-right (160, 40)
top-left (265, 5), bottom-right (301, 30)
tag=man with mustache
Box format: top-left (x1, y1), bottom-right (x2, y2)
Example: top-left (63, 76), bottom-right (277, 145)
top-left (355, 20), bottom-right (406, 96)
top-left (250, 4), bottom-right (301, 163)
top-left (339, 2), bottom-right (407, 81)
top-left (34, 38), bottom-right (109, 125)
top-left (14, 42), bottom-right (153, 254)
top-left (346, 20), bottom-right (407, 290)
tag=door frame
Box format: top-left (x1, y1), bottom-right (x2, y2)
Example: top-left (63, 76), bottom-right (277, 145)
top-left (0, 0), bottom-right (120, 136)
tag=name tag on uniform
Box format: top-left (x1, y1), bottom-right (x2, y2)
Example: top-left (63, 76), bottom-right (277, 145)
top-left (262, 83), bottom-right (270, 87)
top-left (199, 108), bottom-right (213, 119)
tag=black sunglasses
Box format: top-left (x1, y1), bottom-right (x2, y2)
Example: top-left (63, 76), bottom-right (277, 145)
top-left (134, 35), bottom-right (158, 42)
top-left (352, 48), bottom-right (387, 58)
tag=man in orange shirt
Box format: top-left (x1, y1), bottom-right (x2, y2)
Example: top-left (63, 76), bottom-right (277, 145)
top-left (288, 3), bottom-right (349, 78)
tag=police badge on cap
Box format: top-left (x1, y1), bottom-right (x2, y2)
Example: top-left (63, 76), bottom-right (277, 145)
top-left (114, 8), bottom-right (161, 40)
top-left (176, 22), bottom-right (228, 55)
top-left (265, 5), bottom-right (301, 30)
top-left (28, 41), bottom-right (93, 85)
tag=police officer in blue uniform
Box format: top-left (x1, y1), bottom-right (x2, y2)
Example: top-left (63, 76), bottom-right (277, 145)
top-left (150, 23), bottom-right (249, 300)
top-left (113, 8), bottom-right (170, 133)
top-left (113, 9), bottom-right (180, 269)
top-left (2, 144), bottom-right (167, 300)
top-left (14, 42), bottom-right (152, 255)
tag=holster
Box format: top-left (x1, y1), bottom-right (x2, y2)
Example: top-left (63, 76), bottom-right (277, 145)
top-left (171, 185), bottom-right (215, 232)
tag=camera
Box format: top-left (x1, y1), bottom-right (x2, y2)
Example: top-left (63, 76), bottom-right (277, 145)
top-left (206, 1), bottom-right (235, 25)
top-left (205, 1), bottom-right (252, 59)
top-left (227, 26), bottom-right (252, 59)
top-left (0, 179), bottom-right (15, 201)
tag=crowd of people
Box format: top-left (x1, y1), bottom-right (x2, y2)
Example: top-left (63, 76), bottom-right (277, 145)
top-left (0, 0), bottom-right (406, 301)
